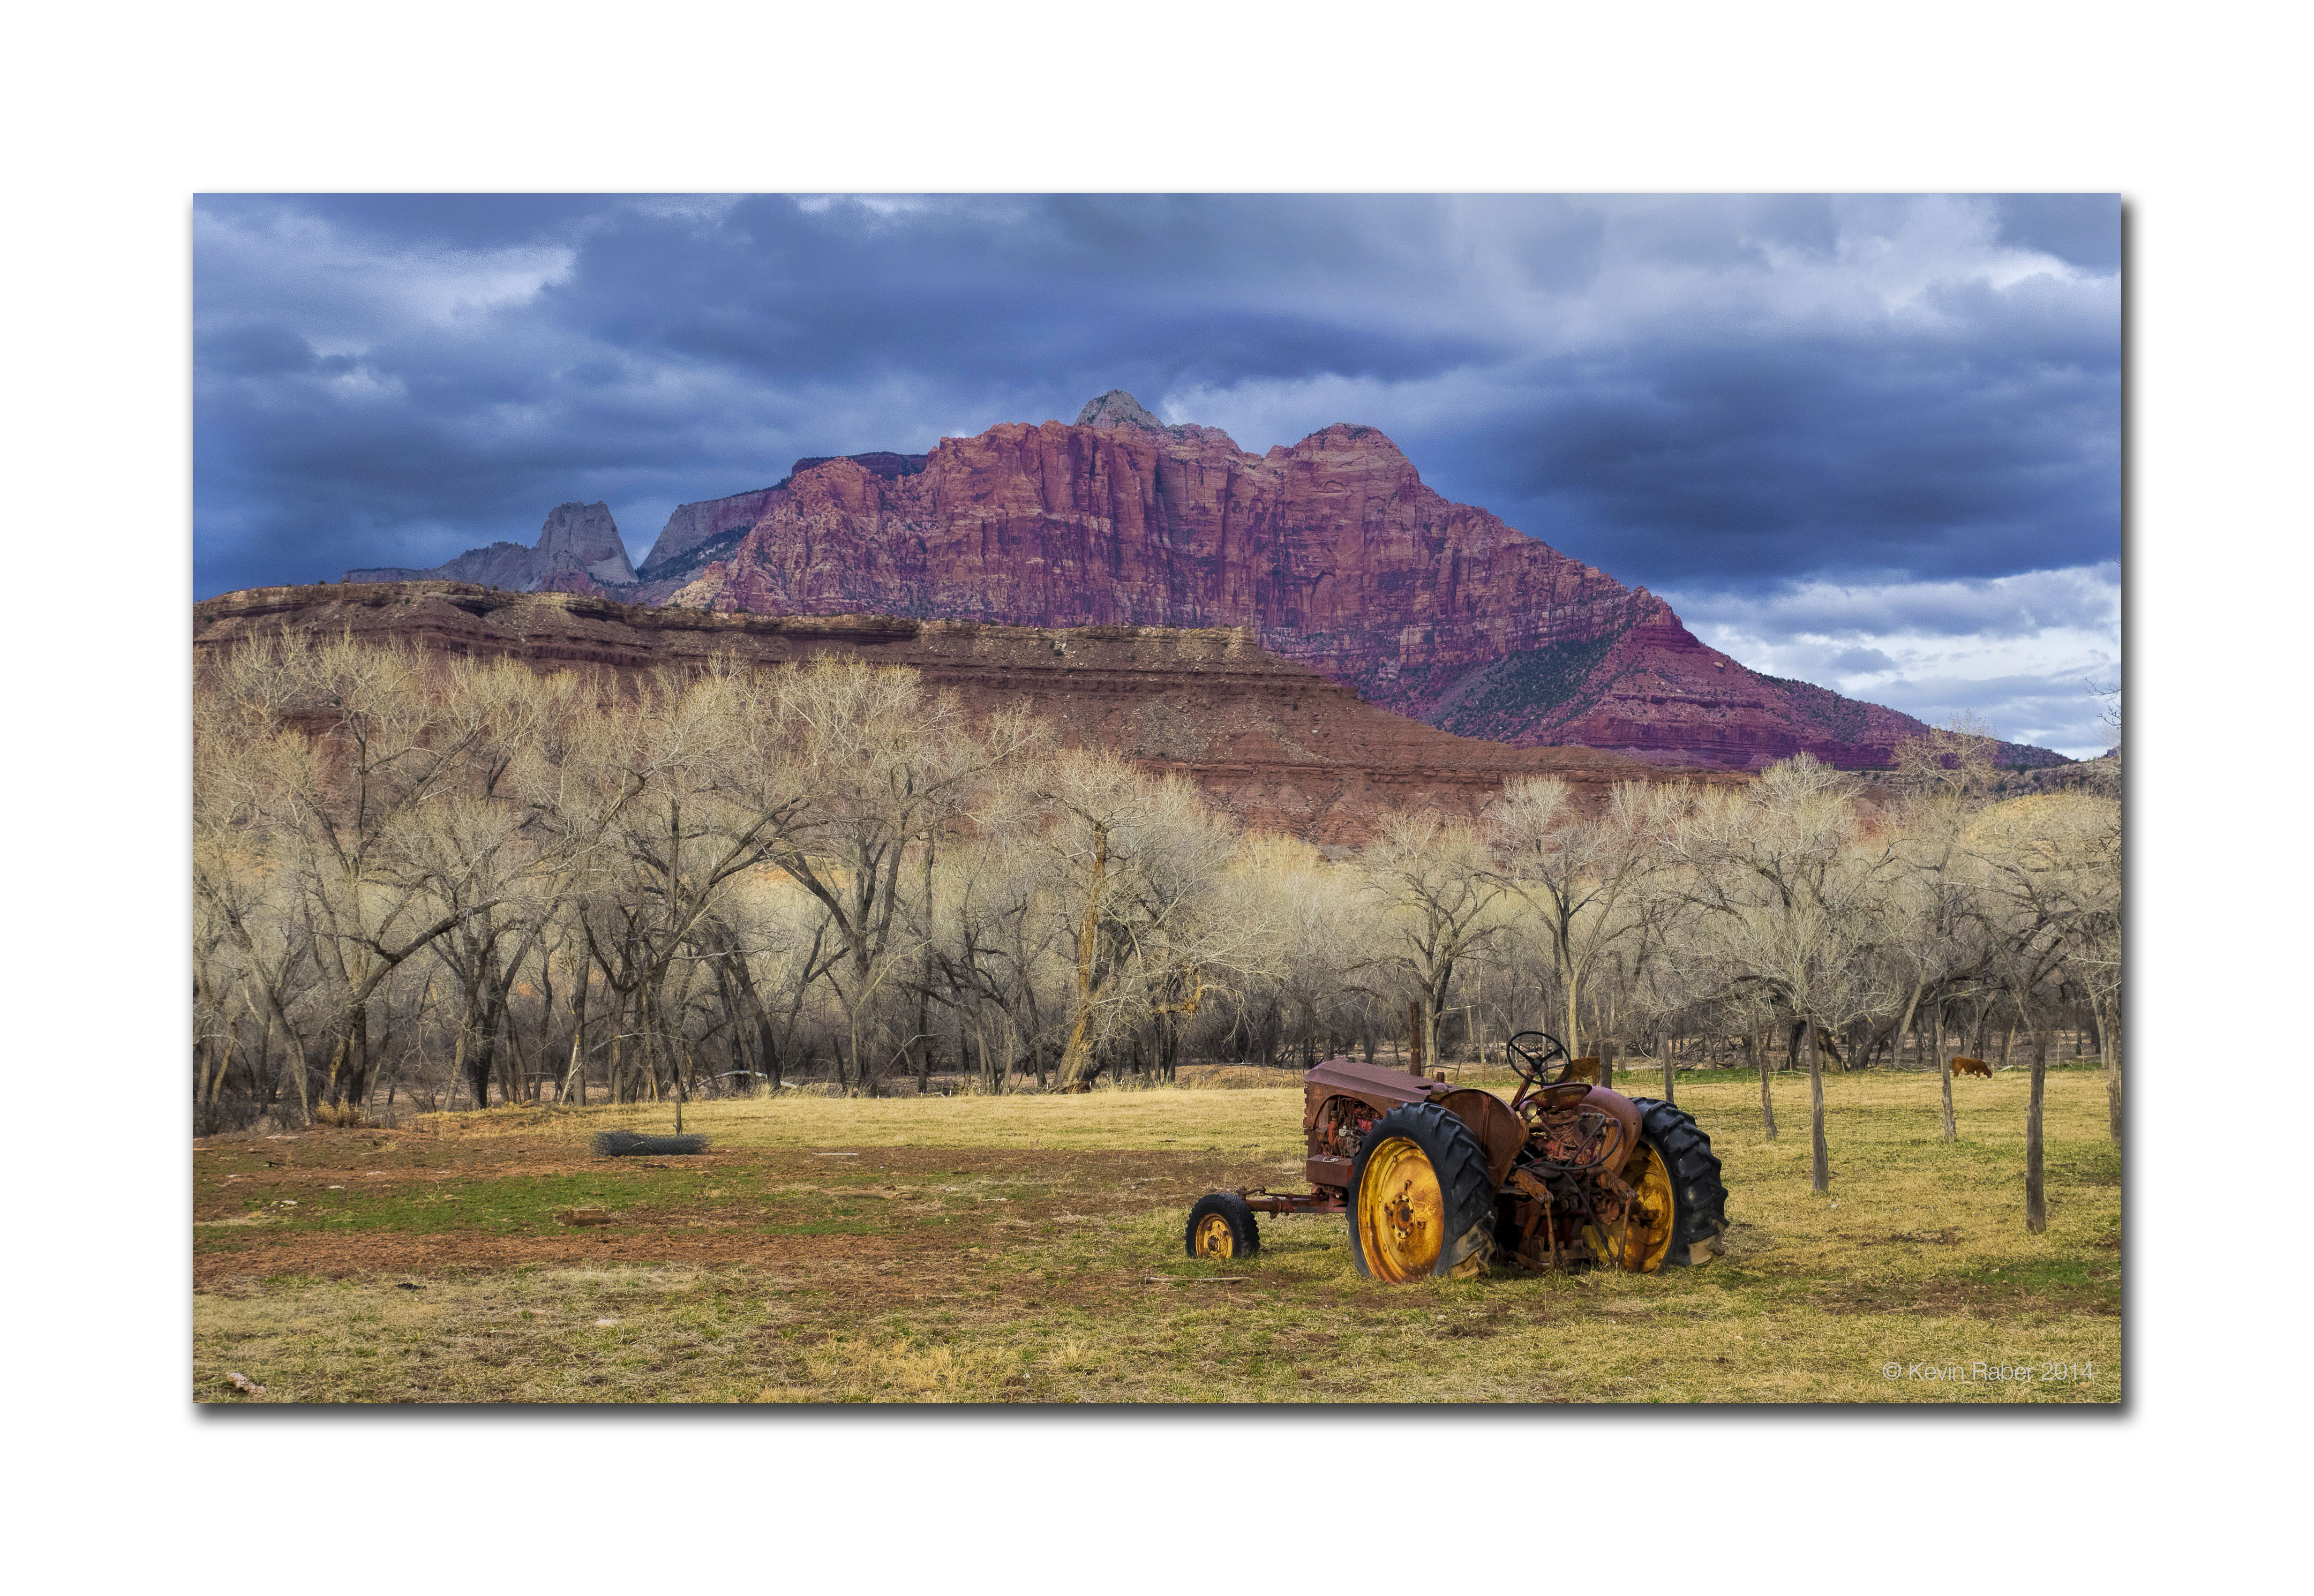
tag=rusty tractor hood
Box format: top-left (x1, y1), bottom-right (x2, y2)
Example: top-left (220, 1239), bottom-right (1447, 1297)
top-left (1303, 1056), bottom-right (1453, 1116)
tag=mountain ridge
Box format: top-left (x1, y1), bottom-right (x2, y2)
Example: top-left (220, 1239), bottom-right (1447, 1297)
top-left (339, 394), bottom-right (2068, 771)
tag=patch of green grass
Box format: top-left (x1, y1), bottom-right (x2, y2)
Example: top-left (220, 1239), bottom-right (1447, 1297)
top-left (206, 1170), bottom-right (713, 1236)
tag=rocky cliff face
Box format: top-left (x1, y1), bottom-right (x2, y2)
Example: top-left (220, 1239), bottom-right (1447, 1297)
top-left (345, 501), bottom-right (637, 592)
top-left (626, 454), bottom-right (934, 598)
top-left (197, 583), bottom-right (1742, 845)
top-left (535, 501), bottom-right (639, 585)
top-left (342, 456), bottom-right (937, 605)
top-left (663, 396), bottom-right (2023, 769)
top-left (635, 485), bottom-right (785, 585)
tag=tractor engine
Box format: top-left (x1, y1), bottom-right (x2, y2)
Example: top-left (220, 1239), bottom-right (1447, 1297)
top-left (1310, 1094), bottom-right (1373, 1163)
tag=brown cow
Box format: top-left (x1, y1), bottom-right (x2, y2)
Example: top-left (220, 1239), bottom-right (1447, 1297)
top-left (1950, 1057), bottom-right (1993, 1078)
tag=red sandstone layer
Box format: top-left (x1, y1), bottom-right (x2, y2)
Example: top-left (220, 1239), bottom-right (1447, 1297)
top-left (193, 584), bottom-right (1745, 845)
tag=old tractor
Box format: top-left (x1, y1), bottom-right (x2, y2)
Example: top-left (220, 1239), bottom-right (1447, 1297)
top-left (1185, 1031), bottom-right (1727, 1281)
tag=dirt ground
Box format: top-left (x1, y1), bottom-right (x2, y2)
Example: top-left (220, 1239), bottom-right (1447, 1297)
top-left (193, 1139), bottom-right (1259, 1286)
top-left (192, 1070), bottom-right (2123, 1405)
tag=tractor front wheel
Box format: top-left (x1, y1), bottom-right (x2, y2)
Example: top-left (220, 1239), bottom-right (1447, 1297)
top-left (1185, 1192), bottom-right (1260, 1260)
top-left (1348, 1102), bottom-right (1497, 1283)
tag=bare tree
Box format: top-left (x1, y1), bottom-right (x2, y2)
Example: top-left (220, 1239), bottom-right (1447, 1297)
top-left (1886, 721), bottom-right (2004, 1140)
top-left (1034, 750), bottom-right (1263, 1089)
top-left (926, 817), bottom-right (1058, 1092)
top-left (1490, 778), bottom-right (1676, 1058)
top-left (762, 657), bottom-right (1037, 1093)
top-left (1240, 837), bottom-right (1380, 1071)
top-left (1677, 756), bottom-right (1897, 1193)
top-left (566, 660), bottom-right (814, 1105)
top-left (195, 630), bottom-right (519, 1119)
top-left (1970, 791), bottom-right (2121, 1229)
top-left (1360, 810), bottom-right (1507, 1073)
top-left (194, 629), bottom-right (2122, 1153)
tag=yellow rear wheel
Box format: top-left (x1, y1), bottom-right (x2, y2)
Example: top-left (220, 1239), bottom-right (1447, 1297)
top-left (1582, 1141), bottom-right (1679, 1272)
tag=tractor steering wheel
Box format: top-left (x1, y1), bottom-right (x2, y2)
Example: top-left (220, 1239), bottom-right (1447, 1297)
top-left (1505, 1030), bottom-right (1567, 1092)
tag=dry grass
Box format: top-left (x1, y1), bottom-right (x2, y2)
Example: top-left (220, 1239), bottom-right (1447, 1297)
top-left (193, 1066), bottom-right (2120, 1404)
top-left (1172, 1064), bottom-right (1304, 1090)
top-left (405, 1081), bottom-right (1313, 1155)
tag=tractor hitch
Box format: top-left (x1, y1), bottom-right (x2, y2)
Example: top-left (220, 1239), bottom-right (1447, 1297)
top-left (1237, 1187), bottom-right (1346, 1216)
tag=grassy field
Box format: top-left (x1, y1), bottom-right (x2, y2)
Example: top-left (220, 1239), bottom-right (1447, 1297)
top-left (191, 1066), bottom-right (2121, 1404)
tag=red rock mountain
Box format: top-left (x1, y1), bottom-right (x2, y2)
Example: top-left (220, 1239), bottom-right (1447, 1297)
top-left (655, 392), bottom-right (2014, 769)
top-left (337, 393), bottom-right (2063, 770)
top-left (629, 453), bottom-right (929, 597)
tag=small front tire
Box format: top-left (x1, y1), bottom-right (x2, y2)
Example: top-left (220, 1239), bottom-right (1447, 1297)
top-left (1186, 1192), bottom-right (1260, 1260)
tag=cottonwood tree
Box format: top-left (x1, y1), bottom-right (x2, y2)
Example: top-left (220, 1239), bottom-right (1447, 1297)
top-left (1361, 810), bottom-right (1507, 1072)
top-left (1614, 857), bottom-right (1706, 1104)
top-left (402, 659), bottom-right (597, 1107)
top-left (763, 657), bottom-right (1039, 1093)
top-left (694, 877), bottom-right (843, 1094)
top-left (925, 818), bottom-right (1060, 1091)
top-left (1490, 778), bottom-right (1678, 1059)
top-left (565, 660), bottom-right (813, 1104)
top-left (195, 630), bottom-right (509, 1119)
top-left (192, 861), bottom-right (312, 1126)
top-left (1239, 836), bottom-right (1381, 1070)
top-left (1677, 755), bottom-right (1897, 1193)
top-left (193, 627), bottom-right (2125, 1143)
top-left (1970, 791), bottom-right (2121, 1230)
top-left (1886, 722), bottom-right (2005, 1140)
top-left (1035, 750), bottom-right (1263, 1088)
top-left (193, 800), bottom-right (318, 1121)
top-left (2067, 807), bottom-right (2123, 1142)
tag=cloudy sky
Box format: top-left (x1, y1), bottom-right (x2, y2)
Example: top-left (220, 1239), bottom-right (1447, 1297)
top-left (194, 193), bottom-right (2120, 755)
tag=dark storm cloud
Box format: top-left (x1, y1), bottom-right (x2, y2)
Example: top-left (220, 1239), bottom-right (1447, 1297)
top-left (1988, 194), bottom-right (2124, 272)
top-left (193, 194), bottom-right (2121, 740)
top-left (203, 192), bottom-right (613, 251)
top-left (553, 194), bottom-right (1493, 406)
top-left (1404, 231), bottom-right (2117, 591)
top-left (194, 193), bottom-right (1530, 592)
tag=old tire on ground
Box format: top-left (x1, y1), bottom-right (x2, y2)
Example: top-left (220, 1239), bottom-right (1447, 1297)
top-left (1626, 1097), bottom-right (1729, 1267)
top-left (1348, 1102), bottom-right (1497, 1283)
top-left (1186, 1192), bottom-right (1261, 1260)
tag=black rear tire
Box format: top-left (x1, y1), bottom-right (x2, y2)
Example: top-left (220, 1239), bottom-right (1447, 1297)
top-left (1185, 1192), bottom-right (1260, 1260)
top-left (1627, 1097), bottom-right (1728, 1265)
top-left (1348, 1102), bottom-right (1498, 1281)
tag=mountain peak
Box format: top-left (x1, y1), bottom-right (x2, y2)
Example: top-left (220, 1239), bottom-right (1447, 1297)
top-left (1074, 390), bottom-right (1169, 432)
top-left (345, 498), bottom-right (634, 591)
